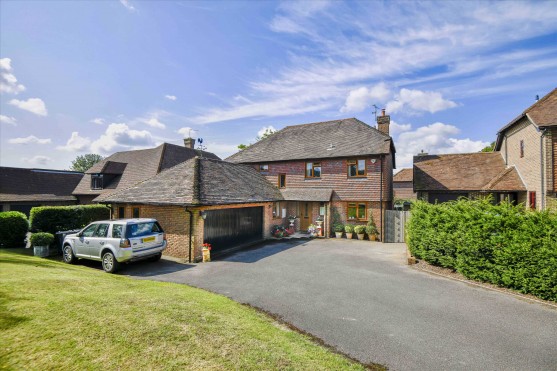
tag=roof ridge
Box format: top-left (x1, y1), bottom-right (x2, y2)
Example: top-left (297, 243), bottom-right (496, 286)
top-left (482, 166), bottom-right (514, 190)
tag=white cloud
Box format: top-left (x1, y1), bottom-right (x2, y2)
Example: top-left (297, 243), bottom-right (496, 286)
top-left (389, 120), bottom-right (412, 136)
top-left (56, 132), bottom-right (91, 152)
top-left (120, 0), bottom-right (136, 12)
top-left (9, 98), bottom-right (48, 116)
top-left (177, 127), bottom-right (196, 137)
top-left (23, 155), bottom-right (51, 166)
top-left (90, 118), bottom-right (105, 125)
top-left (0, 58), bottom-right (25, 94)
top-left (206, 142), bottom-right (240, 160)
top-left (386, 89), bottom-right (457, 114)
top-left (257, 125), bottom-right (277, 138)
top-left (0, 115), bottom-right (17, 126)
top-left (90, 123), bottom-right (154, 154)
top-left (165, 95), bottom-right (177, 101)
top-left (341, 83), bottom-right (391, 113)
top-left (394, 122), bottom-right (489, 168)
top-left (144, 117), bottom-right (166, 129)
top-left (9, 135), bottom-right (51, 145)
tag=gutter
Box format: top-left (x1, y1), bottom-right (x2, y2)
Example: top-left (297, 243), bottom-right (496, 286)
top-left (380, 155), bottom-right (383, 242)
top-left (185, 208), bottom-right (193, 263)
top-left (540, 127), bottom-right (548, 209)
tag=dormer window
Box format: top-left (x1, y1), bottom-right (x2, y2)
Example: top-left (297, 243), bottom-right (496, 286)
top-left (91, 174), bottom-right (103, 190)
top-left (259, 164), bottom-right (269, 172)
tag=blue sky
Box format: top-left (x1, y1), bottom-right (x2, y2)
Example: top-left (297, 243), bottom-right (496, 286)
top-left (1, 0), bottom-right (556, 170)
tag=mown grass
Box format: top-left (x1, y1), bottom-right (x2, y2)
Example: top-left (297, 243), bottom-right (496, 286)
top-left (0, 249), bottom-right (372, 370)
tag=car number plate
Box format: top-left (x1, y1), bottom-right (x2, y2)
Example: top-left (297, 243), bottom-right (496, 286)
top-left (142, 236), bottom-right (156, 243)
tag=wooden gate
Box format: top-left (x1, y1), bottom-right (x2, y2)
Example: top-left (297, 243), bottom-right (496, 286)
top-left (384, 210), bottom-right (410, 243)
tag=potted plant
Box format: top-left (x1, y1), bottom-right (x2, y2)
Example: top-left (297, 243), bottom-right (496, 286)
top-left (354, 225), bottom-right (366, 240)
top-left (344, 224), bottom-right (354, 239)
top-left (287, 215), bottom-right (297, 230)
top-left (366, 213), bottom-right (379, 241)
top-left (308, 224), bottom-right (318, 237)
top-left (30, 232), bottom-right (54, 257)
top-left (202, 243), bottom-right (211, 262)
top-left (333, 223), bottom-right (344, 238)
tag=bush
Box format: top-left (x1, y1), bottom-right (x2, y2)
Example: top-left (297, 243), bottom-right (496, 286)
top-left (29, 205), bottom-right (110, 235)
top-left (354, 225), bottom-right (365, 234)
top-left (407, 199), bottom-right (557, 301)
top-left (333, 223), bottom-right (344, 233)
top-left (365, 225), bottom-right (377, 235)
top-left (0, 211), bottom-right (29, 247)
top-left (30, 232), bottom-right (55, 247)
top-left (344, 224), bottom-right (354, 233)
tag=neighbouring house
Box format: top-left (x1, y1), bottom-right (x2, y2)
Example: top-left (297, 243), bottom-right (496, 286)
top-left (0, 167), bottom-right (83, 216)
top-left (495, 87), bottom-right (557, 210)
top-left (393, 168), bottom-right (416, 201)
top-left (72, 140), bottom-right (219, 205)
top-left (226, 113), bottom-right (396, 240)
top-left (413, 152), bottom-right (526, 204)
top-left (97, 157), bottom-right (282, 261)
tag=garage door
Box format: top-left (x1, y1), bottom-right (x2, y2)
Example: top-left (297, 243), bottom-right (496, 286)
top-left (203, 207), bottom-right (263, 253)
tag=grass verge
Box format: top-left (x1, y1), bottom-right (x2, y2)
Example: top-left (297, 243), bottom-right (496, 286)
top-left (0, 249), bottom-right (375, 370)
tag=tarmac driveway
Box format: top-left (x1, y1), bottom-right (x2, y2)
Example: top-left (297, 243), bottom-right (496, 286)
top-left (124, 239), bottom-right (557, 371)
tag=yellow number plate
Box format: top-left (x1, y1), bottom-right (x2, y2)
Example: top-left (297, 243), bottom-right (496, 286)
top-left (142, 236), bottom-right (155, 243)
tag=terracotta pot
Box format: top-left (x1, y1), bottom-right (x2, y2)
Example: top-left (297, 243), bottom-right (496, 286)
top-left (357, 233), bottom-right (365, 240)
top-left (202, 248), bottom-right (211, 262)
top-left (335, 232), bottom-right (343, 238)
top-left (345, 233), bottom-right (353, 239)
top-left (369, 234), bottom-right (377, 241)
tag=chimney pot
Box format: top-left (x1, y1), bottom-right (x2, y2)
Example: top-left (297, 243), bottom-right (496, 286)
top-left (381, 108), bottom-right (386, 116)
top-left (184, 137), bottom-right (195, 149)
top-left (376, 110), bottom-right (390, 136)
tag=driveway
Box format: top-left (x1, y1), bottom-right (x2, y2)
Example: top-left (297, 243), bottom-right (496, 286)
top-left (124, 239), bottom-right (557, 371)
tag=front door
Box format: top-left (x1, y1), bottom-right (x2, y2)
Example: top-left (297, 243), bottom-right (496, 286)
top-left (300, 202), bottom-right (311, 231)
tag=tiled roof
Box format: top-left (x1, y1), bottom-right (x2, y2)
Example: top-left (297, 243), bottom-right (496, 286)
top-left (0, 167), bottom-right (83, 202)
top-left (393, 168), bottom-right (413, 182)
top-left (226, 118), bottom-right (394, 164)
top-left (280, 188), bottom-right (333, 202)
top-left (97, 157), bottom-right (283, 206)
top-left (497, 88), bottom-right (557, 135)
top-left (73, 143), bottom-right (219, 199)
top-left (413, 152), bottom-right (525, 192)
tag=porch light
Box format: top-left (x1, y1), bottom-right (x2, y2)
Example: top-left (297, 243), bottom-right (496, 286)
top-left (200, 211), bottom-right (207, 220)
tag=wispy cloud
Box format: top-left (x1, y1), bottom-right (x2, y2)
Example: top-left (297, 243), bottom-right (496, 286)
top-left (165, 95), bottom-right (177, 101)
top-left (9, 135), bottom-right (51, 145)
top-left (9, 98), bottom-right (48, 116)
top-left (90, 118), bottom-right (105, 125)
top-left (119, 0), bottom-right (136, 12)
top-left (0, 115), bottom-right (17, 126)
top-left (0, 58), bottom-right (25, 94)
top-left (23, 155), bottom-right (51, 166)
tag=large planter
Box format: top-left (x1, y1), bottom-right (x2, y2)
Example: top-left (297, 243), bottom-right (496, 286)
top-left (335, 232), bottom-right (343, 238)
top-left (345, 233), bottom-right (353, 239)
top-left (33, 246), bottom-right (49, 257)
top-left (369, 234), bottom-right (377, 241)
top-left (202, 248), bottom-right (211, 262)
top-left (357, 233), bottom-right (365, 240)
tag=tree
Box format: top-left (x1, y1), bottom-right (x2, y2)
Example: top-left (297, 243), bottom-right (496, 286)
top-left (480, 142), bottom-right (495, 152)
top-left (237, 128), bottom-right (276, 150)
top-left (70, 154), bottom-right (104, 172)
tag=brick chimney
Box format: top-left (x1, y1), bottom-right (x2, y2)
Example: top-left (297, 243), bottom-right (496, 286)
top-left (377, 109), bottom-right (390, 136)
top-left (184, 137), bottom-right (195, 149)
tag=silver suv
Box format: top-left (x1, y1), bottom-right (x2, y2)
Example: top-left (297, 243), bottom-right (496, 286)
top-left (62, 218), bottom-right (167, 273)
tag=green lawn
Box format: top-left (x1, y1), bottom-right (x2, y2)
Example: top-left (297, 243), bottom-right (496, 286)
top-left (0, 250), bottom-right (377, 370)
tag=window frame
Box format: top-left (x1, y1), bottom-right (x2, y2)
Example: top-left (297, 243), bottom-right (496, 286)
top-left (118, 206), bottom-right (125, 219)
top-left (91, 174), bottom-right (103, 190)
top-left (132, 207), bottom-right (140, 218)
top-left (520, 140), bottom-right (525, 158)
top-left (347, 159), bottom-right (366, 178)
top-left (305, 162), bottom-right (322, 178)
top-left (259, 164), bottom-right (269, 172)
top-left (273, 202), bottom-right (281, 219)
top-left (347, 202), bottom-right (366, 221)
top-left (278, 174), bottom-right (286, 188)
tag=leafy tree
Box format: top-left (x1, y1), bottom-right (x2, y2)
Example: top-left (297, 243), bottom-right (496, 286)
top-left (237, 128), bottom-right (276, 150)
top-left (237, 144), bottom-right (248, 150)
top-left (70, 154), bottom-right (104, 172)
top-left (480, 141), bottom-right (496, 152)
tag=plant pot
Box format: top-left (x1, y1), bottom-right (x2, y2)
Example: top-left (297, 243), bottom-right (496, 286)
top-left (357, 233), bottom-right (365, 240)
top-left (369, 234), bottom-right (377, 241)
top-left (345, 233), bottom-right (353, 239)
top-left (202, 248), bottom-right (211, 262)
top-left (335, 232), bottom-right (343, 238)
top-left (33, 246), bottom-right (49, 257)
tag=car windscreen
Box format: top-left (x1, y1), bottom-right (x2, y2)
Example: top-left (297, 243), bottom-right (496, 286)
top-left (125, 222), bottom-right (163, 238)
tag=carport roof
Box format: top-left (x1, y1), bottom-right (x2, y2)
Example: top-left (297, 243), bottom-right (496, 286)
top-left (97, 157), bottom-right (283, 206)
top-left (280, 188), bottom-right (333, 202)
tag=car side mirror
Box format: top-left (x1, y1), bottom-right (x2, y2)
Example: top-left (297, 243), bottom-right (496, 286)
top-left (77, 232), bottom-right (82, 238)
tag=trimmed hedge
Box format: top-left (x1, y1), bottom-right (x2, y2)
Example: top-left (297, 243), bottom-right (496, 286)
top-left (0, 211), bottom-right (29, 248)
top-left (29, 205), bottom-right (110, 235)
top-left (407, 199), bottom-right (557, 301)
top-left (30, 232), bottom-right (55, 247)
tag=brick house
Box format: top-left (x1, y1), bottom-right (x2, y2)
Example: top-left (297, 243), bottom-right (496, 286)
top-left (495, 87), bottom-right (557, 210)
top-left (97, 157), bottom-right (282, 262)
top-left (0, 167), bottom-right (83, 216)
top-left (72, 140), bottom-right (219, 205)
top-left (393, 168), bottom-right (416, 200)
top-left (226, 114), bottom-right (395, 240)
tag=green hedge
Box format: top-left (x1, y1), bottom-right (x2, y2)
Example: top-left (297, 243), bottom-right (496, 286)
top-left (30, 232), bottom-right (55, 247)
top-left (29, 205), bottom-right (110, 235)
top-left (0, 211), bottom-right (29, 248)
top-left (407, 199), bottom-right (557, 301)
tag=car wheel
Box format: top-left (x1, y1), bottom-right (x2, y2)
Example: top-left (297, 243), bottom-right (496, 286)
top-left (102, 251), bottom-right (120, 273)
top-left (148, 253), bottom-right (162, 262)
top-left (62, 244), bottom-right (76, 264)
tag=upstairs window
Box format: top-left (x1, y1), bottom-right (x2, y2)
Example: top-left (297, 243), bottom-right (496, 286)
top-left (348, 159), bottom-right (366, 177)
top-left (347, 202), bottom-right (366, 220)
top-left (259, 164), bottom-right (269, 172)
top-left (520, 140), bottom-right (525, 158)
top-left (305, 162), bottom-right (321, 178)
top-left (91, 174), bottom-right (103, 190)
top-left (278, 174), bottom-right (286, 188)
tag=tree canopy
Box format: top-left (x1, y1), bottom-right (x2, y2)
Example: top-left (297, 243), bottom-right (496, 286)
top-left (237, 128), bottom-right (276, 150)
top-left (70, 154), bottom-right (104, 172)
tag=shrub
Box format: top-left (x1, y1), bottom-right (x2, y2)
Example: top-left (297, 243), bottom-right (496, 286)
top-left (29, 205), bottom-right (110, 235)
top-left (344, 224), bottom-right (354, 233)
top-left (365, 224), bottom-right (377, 235)
top-left (30, 232), bottom-right (55, 247)
top-left (354, 225), bottom-right (365, 234)
top-left (333, 223), bottom-right (344, 233)
top-left (407, 199), bottom-right (557, 301)
top-left (0, 211), bottom-right (29, 248)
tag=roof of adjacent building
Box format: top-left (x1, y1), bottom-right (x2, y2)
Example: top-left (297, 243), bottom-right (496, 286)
top-left (97, 157), bottom-right (283, 206)
top-left (280, 188), bottom-right (333, 202)
top-left (0, 167), bottom-right (83, 202)
top-left (226, 118), bottom-right (395, 164)
top-left (413, 152), bottom-right (526, 192)
top-left (73, 143), bottom-right (220, 200)
top-left (393, 168), bottom-right (413, 182)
